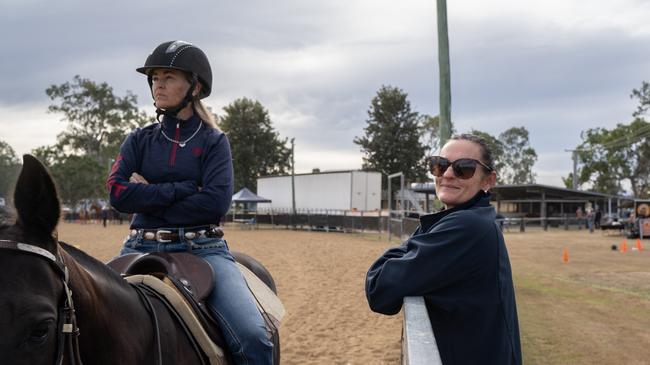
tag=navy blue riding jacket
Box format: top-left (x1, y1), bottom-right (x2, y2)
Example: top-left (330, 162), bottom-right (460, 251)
top-left (107, 115), bottom-right (233, 228)
top-left (366, 192), bottom-right (522, 365)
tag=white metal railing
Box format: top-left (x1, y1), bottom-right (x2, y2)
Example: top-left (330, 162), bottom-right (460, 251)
top-left (402, 296), bottom-right (442, 365)
top-left (403, 189), bottom-right (427, 214)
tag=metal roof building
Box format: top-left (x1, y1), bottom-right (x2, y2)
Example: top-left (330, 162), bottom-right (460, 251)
top-left (490, 184), bottom-right (632, 220)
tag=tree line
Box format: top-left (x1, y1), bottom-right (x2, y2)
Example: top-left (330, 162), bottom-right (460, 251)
top-left (0, 76), bottom-right (292, 209)
top-left (354, 85), bottom-right (537, 186)
top-left (1, 77), bottom-right (648, 209)
top-left (356, 84), bottom-right (649, 199)
top-left (563, 83), bottom-right (650, 198)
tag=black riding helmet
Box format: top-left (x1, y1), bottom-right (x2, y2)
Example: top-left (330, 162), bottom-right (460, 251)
top-left (137, 40), bottom-right (212, 119)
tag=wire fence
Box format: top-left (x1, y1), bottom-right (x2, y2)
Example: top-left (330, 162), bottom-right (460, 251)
top-left (224, 210), bottom-right (387, 233)
top-left (223, 210), bottom-right (632, 239)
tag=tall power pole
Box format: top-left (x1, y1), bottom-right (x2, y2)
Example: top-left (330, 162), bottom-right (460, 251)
top-left (565, 148), bottom-right (589, 190)
top-left (571, 150), bottom-right (578, 190)
top-left (437, 0), bottom-right (452, 148)
top-left (291, 138), bottom-right (296, 217)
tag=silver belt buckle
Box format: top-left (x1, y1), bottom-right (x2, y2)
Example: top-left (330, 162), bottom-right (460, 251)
top-left (155, 230), bottom-right (172, 243)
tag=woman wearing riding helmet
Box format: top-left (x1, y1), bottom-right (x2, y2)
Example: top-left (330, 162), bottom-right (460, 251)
top-left (107, 40), bottom-right (273, 364)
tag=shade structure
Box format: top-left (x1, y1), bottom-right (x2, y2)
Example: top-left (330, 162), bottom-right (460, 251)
top-left (230, 188), bottom-right (272, 227)
top-left (232, 187), bottom-right (271, 203)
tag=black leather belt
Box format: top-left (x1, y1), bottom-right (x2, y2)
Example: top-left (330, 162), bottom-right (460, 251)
top-left (130, 226), bottom-right (224, 242)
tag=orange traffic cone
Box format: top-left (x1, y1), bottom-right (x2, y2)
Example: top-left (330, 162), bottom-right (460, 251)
top-left (621, 239), bottom-right (628, 253)
top-left (637, 239), bottom-right (643, 251)
top-left (562, 248), bottom-right (569, 263)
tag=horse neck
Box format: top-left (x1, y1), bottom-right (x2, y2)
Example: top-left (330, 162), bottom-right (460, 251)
top-left (61, 249), bottom-right (153, 363)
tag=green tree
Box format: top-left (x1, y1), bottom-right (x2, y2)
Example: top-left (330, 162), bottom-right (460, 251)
top-left (561, 172), bottom-right (575, 189)
top-left (631, 81), bottom-right (650, 117)
top-left (31, 145), bottom-right (64, 167)
top-left (469, 128), bottom-right (536, 185)
top-left (420, 114), bottom-right (456, 157)
top-left (219, 98), bottom-right (291, 192)
top-left (0, 140), bottom-right (20, 200)
top-left (39, 76), bottom-right (151, 206)
top-left (354, 85), bottom-right (427, 186)
top-left (499, 127), bottom-right (537, 184)
top-left (469, 129), bottom-right (506, 181)
top-left (49, 155), bottom-right (105, 208)
top-left (571, 118), bottom-right (650, 197)
top-left (46, 75), bottom-right (150, 168)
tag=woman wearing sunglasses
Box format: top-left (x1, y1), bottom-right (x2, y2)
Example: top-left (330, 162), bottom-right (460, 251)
top-left (365, 134), bottom-right (521, 365)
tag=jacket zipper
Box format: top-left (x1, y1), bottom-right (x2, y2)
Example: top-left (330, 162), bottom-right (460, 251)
top-left (169, 122), bottom-right (180, 166)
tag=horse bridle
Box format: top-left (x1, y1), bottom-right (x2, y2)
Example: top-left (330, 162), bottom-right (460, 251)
top-left (0, 239), bottom-right (83, 365)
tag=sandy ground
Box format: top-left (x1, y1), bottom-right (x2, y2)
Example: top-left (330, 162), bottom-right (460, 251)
top-left (57, 222), bottom-right (650, 365)
top-left (58, 222), bottom-right (402, 365)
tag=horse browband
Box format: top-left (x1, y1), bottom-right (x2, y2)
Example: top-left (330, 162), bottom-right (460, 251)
top-left (0, 239), bottom-right (83, 365)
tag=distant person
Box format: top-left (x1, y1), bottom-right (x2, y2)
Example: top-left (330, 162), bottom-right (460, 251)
top-left (101, 206), bottom-right (109, 227)
top-left (576, 206), bottom-right (584, 230)
top-left (365, 134), bottom-right (522, 365)
top-left (594, 209), bottom-right (602, 229)
top-left (106, 40), bottom-right (273, 364)
top-left (586, 207), bottom-right (595, 233)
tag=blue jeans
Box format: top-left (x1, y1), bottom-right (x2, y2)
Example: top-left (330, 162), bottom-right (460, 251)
top-left (120, 229), bottom-right (273, 365)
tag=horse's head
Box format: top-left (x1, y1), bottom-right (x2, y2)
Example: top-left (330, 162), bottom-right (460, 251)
top-left (0, 155), bottom-right (67, 365)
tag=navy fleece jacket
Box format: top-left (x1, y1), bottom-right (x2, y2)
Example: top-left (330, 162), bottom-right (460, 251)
top-left (107, 115), bottom-right (233, 228)
top-left (365, 192), bottom-right (522, 365)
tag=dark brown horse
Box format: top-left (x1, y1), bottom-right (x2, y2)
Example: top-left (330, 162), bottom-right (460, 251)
top-left (0, 155), bottom-right (279, 365)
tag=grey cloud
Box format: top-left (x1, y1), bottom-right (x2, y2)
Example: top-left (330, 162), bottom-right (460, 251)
top-left (2, 0), bottom-right (649, 186)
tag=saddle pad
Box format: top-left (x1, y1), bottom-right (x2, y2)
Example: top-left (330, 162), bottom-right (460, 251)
top-left (236, 263), bottom-right (286, 324)
top-left (125, 275), bottom-right (226, 365)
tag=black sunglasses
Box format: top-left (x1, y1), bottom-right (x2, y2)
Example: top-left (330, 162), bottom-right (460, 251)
top-left (429, 156), bottom-right (493, 180)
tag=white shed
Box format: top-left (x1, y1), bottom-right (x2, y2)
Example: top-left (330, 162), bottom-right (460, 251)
top-left (257, 170), bottom-right (381, 211)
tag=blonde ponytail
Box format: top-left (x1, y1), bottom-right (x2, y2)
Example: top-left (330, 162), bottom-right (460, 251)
top-left (194, 100), bottom-right (220, 131)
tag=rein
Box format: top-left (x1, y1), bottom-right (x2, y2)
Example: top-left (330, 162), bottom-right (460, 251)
top-left (131, 283), bottom-right (163, 365)
top-left (0, 239), bottom-right (83, 365)
top-left (0, 239), bottom-right (208, 364)
top-left (130, 281), bottom-right (207, 365)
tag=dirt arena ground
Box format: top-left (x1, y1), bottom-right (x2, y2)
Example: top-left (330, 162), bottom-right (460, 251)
top-left (57, 222), bottom-right (650, 365)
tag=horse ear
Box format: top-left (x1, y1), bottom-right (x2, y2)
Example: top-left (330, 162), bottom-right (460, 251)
top-left (13, 155), bottom-right (61, 237)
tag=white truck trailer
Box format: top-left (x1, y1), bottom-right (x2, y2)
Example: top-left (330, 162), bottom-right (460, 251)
top-left (257, 170), bottom-right (381, 211)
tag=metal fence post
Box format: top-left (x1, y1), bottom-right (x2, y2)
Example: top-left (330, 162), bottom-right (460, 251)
top-left (326, 210), bottom-right (330, 232)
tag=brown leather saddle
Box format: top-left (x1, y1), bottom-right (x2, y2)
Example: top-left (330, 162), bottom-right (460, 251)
top-left (107, 252), bottom-right (214, 301)
top-left (107, 252), bottom-right (228, 353)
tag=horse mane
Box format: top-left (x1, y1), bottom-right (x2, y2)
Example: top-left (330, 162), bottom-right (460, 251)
top-left (59, 241), bottom-right (129, 288)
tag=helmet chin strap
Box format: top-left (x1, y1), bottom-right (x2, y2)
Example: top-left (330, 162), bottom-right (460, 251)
top-left (153, 77), bottom-right (198, 122)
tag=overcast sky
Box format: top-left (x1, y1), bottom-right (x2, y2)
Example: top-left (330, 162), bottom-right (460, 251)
top-left (2, 0), bottom-right (649, 187)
